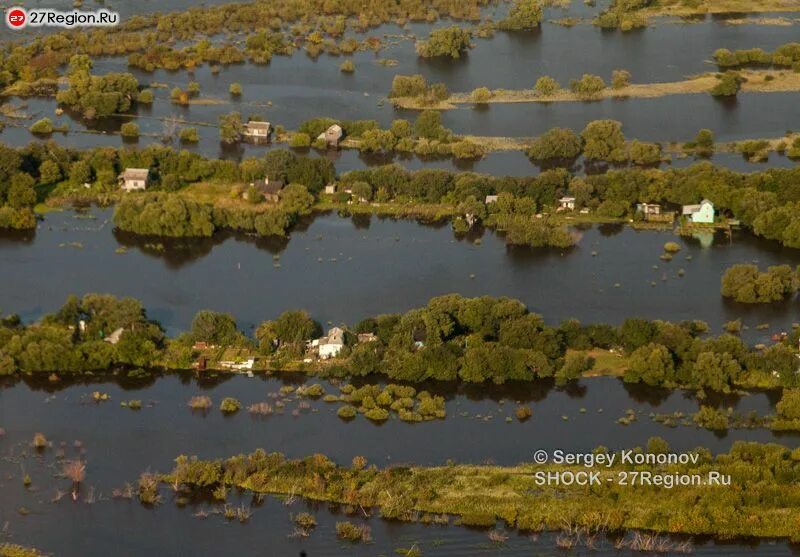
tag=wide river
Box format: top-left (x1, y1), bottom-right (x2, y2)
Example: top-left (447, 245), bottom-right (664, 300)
top-left (2, 5), bottom-right (800, 555)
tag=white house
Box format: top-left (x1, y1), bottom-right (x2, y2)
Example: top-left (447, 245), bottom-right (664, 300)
top-left (243, 121), bottom-right (271, 140)
top-left (558, 196), bottom-right (576, 211)
top-left (119, 168), bottom-right (149, 192)
top-left (318, 327), bottom-right (345, 360)
top-left (682, 199), bottom-right (714, 224)
top-left (324, 183), bottom-right (338, 195)
top-left (485, 195), bottom-right (498, 204)
top-left (219, 358), bottom-right (255, 371)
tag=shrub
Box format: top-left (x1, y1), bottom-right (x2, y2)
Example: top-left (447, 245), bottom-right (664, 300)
top-left (137, 89), bottom-right (154, 104)
top-left (336, 522), bottom-right (372, 542)
top-left (340, 60), bottom-right (355, 73)
top-left (499, 0), bottom-right (544, 30)
top-left (290, 133), bottom-right (311, 148)
top-left (120, 122), bottom-right (139, 138)
top-left (711, 72), bottom-right (743, 97)
top-left (32, 432), bottom-right (48, 449)
top-left (364, 407), bottom-right (390, 421)
top-left (179, 127), bottom-right (200, 143)
top-left (220, 397), bottom-right (242, 414)
top-left (188, 395), bottom-right (213, 410)
top-left (471, 86), bottom-right (493, 103)
top-left (514, 405), bottom-right (532, 421)
top-left (416, 26), bottom-right (472, 59)
top-left (570, 74), bottom-right (606, 99)
top-left (294, 512), bottom-right (317, 530)
top-left (29, 118), bottom-right (54, 134)
top-left (533, 76), bottom-right (559, 97)
top-left (337, 405), bottom-right (357, 419)
top-left (611, 69), bottom-right (631, 89)
top-left (229, 82), bottom-right (243, 96)
top-left (693, 406), bottom-right (730, 430)
top-left (663, 242), bottom-right (681, 253)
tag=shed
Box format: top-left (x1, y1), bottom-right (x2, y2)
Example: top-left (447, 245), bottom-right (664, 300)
top-left (243, 121), bottom-right (271, 140)
top-left (317, 124), bottom-right (343, 147)
top-left (119, 168), bottom-right (149, 192)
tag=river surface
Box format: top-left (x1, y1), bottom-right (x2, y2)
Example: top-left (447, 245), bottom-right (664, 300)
top-left (1, 209), bottom-right (799, 340)
top-left (3, 4), bottom-right (800, 555)
top-left (0, 373), bottom-right (798, 556)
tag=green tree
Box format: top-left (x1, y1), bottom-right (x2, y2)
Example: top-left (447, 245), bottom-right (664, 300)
top-left (581, 120), bottom-right (627, 162)
top-left (190, 310), bottom-right (240, 346)
top-left (416, 26), bottom-right (472, 59)
top-left (624, 343), bottom-right (675, 386)
top-left (527, 127), bottom-right (583, 161)
top-left (499, 0), bottom-right (544, 30)
top-left (533, 76), bottom-right (559, 97)
top-left (7, 173), bottom-right (37, 209)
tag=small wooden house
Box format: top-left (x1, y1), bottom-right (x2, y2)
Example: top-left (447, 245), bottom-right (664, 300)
top-left (317, 124), bottom-right (343, 148)
top-left (119, 168), bottom-right (149, 192)
top-left (558, 196), bottom-right (576, 211)
top-left (256, 177), bottom-right (285, 202)
top-left (243, 121), bottom-right (271, 141)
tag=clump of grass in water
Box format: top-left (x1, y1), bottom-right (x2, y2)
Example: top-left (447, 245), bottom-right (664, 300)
top-left (219, 397), bottom-right (241, 414)
top-left (32, 432), bottom-right (48, 450)
top-left (188, 395), bottom-right (213, 411)
top-left (62, 459), bottom-right (86, 501)
top-left (336, 522), bottom-right (372, 543)
top-left (138, 472), bottom-right (160, 505)
top-left (247, 402), bottom-right (273, 415)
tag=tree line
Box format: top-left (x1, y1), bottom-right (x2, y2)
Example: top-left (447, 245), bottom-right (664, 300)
top-left (2, 293), bottom-right (799, 392)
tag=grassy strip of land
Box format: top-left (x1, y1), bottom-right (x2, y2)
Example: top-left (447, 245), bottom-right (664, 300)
top-left (392, 71), bottom-right (800, 109)
top-left (643, 0), bottom-right (800, 16)
top-left (156, 441), bottom-right (800, 541)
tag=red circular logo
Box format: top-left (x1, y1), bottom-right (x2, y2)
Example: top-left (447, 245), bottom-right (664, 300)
top-left (6, 8), bottom-right (27, 29)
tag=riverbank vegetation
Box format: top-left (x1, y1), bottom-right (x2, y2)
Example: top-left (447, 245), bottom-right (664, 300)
top-left (594, 0), bottom-right (800, 30)
top-left (2, 294), bottom-right (799, 394)
top-left (154, 440), bottom-right (800, 540)
top-left (389, 70), bottom-right (800, 109)
top-left (721, 264), bottom-right (799, 303)
top-left (714, 43), bottom-right (800, 71)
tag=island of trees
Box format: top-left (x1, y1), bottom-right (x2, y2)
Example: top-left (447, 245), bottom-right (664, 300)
top-left (2, 293), bottom-right (799, 394)
top-left (721, 264), bottom-right (799, 304)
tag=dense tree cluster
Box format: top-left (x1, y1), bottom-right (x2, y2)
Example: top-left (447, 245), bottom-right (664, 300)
top-left (526, 120), bottom-right (662, 165)
top-left (498, 0), bottom-right (544, 30)
top-left (720, 264), bottom-right (799, 304)
top-left (415, 26), bottom-right (473, 59)
top-left (3, 294), bottom-right (799, 391)
top-left (714, 43), bottom-right (800, 70)
top-left (55, 56), bottom-right (139, 119)
top-left (593, 0), bottom-right (652, 31)
top-left (0, 294), bottom-right (164, 374)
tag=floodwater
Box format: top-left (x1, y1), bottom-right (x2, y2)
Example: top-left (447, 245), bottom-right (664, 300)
top-left (1, 209), bottom-right (799, 341)
top-left (3, 5), bottom-right (800, 555)
top-left (0, 374), bottom-right (798, 556)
